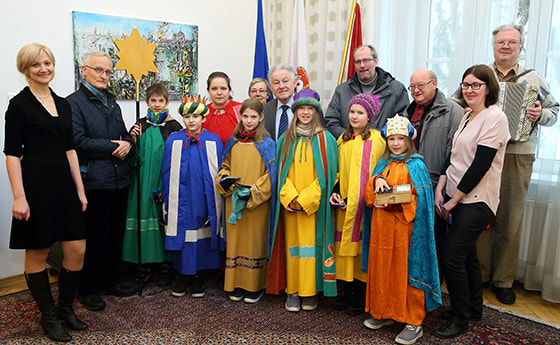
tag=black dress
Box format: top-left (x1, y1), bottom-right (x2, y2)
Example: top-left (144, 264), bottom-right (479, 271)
top-left (4, 87), bottom-right (86, 249)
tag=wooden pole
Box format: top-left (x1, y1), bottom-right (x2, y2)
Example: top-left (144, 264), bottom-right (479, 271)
top-left (337, 0), bottom-right (358, 85)
top-left (135, 78), bottom-right (143, 296)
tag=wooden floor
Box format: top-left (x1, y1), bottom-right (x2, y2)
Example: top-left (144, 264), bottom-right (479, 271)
top-left (1, 273), bottom-right (558, 326)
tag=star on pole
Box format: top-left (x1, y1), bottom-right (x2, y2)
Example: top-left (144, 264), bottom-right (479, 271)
top-left (113, 27), bottom-right (158, 83)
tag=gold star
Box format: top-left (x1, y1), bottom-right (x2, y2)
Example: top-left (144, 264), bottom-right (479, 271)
top-left (113, 27), bottom-right (158, 81)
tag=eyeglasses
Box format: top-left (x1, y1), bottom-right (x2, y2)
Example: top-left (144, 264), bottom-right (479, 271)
top-left (495, 39), bottom-right (520, 47)
top-left (354, 58), bottom-right (374, 65)
top-left (250, 89), bottom-right (268, 95)
top-left (460, 82), bottom-right (486, 90)
top-left (85, 65), bottom-right (113, 76)
top-left (408, 80), bottom-right (434, 91)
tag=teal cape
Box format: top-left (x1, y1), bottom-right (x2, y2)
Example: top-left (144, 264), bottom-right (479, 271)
top-left (361, 153), bottom-right (442, 312)
top-left (267, 130), bottom-right (338, 297)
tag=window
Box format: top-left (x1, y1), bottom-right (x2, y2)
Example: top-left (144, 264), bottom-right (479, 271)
top-left (538, 0), bottom-right (560, 160)
top-left (427, 0), bottom-right (530, 95)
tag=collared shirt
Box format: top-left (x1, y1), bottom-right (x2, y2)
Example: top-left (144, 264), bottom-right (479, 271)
top-left (493, 62), bottom-right (518, 82)
top-left (275, 98), bottom-right (294, 140)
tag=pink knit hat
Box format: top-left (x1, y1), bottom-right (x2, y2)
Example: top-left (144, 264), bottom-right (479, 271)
top-left (348, 94), bottom-right (380, 121)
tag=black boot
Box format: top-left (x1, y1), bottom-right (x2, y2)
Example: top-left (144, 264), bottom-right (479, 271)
top-left (57, 268), bottom-right (88, 330)
top-left (333, 280), bottom-right (352, 310)
top-left (347, 280), bottom-right (366, 316)
top-left (26, 270), bottom-right (72, 342)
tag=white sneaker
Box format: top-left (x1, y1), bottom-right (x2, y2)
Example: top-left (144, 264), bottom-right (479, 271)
top-left (301, 296), bottom-right (318, 311)
top-left (363, 318), bottom-right (395, 330)
top-left (285, 293), bottom-right (300, 312)
top-left (395, 324), bottom-right (423, 345)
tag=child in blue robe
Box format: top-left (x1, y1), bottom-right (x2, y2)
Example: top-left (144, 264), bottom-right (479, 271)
top-left (161, 100), bottom-right (224, 297)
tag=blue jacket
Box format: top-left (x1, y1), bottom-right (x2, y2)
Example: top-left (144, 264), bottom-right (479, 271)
top-left (67, 83), bottom-right (133, 191)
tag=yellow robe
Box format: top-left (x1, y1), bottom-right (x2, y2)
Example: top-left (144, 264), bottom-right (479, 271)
top-left (279, 138), bottom-right (321, 297)
top-left (334, 131), bottom-right (385, 282)
top-left (217, 142), bottom-right (271, 292)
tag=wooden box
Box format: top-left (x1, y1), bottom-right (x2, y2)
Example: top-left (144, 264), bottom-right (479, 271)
top-left (375, 184), bottom-right (412, 206)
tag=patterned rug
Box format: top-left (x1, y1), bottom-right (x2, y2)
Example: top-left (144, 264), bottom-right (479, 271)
top-left (1, 278), bottom-right (558, 344)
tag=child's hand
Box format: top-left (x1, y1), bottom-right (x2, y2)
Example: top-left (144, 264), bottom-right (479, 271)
top-left (286, 197), bottom-right (304, 214)
top-left (434, 192), bottom-right (445, 216)
top-left (374, 176), bottom-right (389, 193)
top-left (329, 193), bottom-right (347, 209)
top-left (374, 201), bottom-right (388, 208)
top-left (218, 176), bottom-right (239, 190)
top-left (130, 124), bottom-right (142, 139)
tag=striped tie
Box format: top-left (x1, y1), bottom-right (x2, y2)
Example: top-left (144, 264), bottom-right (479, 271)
top-left (278, 105), bottom-right (289, 138)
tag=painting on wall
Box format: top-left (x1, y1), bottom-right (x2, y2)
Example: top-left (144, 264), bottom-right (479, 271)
top-left (72, 11), bottom-right (198, 101)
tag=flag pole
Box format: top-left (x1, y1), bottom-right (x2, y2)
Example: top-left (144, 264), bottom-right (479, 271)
top-left (337, 0), bottom-right (358, 85)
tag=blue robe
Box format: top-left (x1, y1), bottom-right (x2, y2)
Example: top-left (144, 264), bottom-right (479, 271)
top-left (162, 129), bottom-right (224, 275)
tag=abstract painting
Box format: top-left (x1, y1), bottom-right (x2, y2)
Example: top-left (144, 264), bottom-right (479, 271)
top-left (72, 11), bottom-right (198, 100)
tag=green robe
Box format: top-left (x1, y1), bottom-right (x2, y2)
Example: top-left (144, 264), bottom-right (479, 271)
top-left (122, 117), bottom-right (182, 263)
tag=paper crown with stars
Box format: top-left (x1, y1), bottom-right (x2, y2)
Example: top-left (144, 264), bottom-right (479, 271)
top-left (380, 114), bottom-right (417, 140)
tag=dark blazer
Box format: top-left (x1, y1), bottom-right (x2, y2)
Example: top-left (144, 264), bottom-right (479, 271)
top-left (263, 99), bottom-right (279, 141)
top-left (263, 98), bottom-right (326, 142)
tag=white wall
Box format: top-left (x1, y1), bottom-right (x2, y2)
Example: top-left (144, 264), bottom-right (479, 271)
top-left (0, 0), bottom-right (257, 279)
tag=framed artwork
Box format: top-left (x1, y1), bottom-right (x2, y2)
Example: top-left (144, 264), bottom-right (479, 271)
top-left (72, 11), bottom-right (198, 100)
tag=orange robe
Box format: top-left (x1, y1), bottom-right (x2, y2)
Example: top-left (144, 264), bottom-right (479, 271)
top-left (364, 161), bottom-right (426, 326)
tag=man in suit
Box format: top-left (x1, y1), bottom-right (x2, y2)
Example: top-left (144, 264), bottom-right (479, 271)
top-left (264, 64), bottom-right (298, 141)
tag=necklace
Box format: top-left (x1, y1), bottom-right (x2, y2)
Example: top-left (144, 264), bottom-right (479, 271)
top-left (30, 89), bottom-right (50, 104)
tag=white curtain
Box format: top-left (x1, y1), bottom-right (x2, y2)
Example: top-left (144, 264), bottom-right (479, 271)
top-left (264, 0), bottom-right (560, 302)
top-left (265, 0), bottom-right (370, 107)
top-left (518, 161), bottom-right (560, 302)
top-left (515, 0), bottom-right (560, 303)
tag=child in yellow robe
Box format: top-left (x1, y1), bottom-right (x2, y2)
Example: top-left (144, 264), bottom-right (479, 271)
top-left (267, 89), bottom-right (338, 312)
top-left (329, 94), bottom-right (385, 315)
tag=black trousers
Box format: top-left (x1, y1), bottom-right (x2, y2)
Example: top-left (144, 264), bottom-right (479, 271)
top-left (440, 201), bottom-right (493, 327)
top-left (79, 188), bottom-right (129, 296)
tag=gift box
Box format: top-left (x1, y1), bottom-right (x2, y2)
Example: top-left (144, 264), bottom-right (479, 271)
top-left (375, 184), bottom-right (412, 205)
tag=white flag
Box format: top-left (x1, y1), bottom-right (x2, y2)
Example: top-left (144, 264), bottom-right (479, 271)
top-left (289, 0), bottom-right (310, 92)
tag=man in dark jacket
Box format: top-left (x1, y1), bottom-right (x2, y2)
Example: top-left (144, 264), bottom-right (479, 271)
top-left (325, 45), bottom-right (409, 138)
top-left (406, 68), bottom-right (462, 186)
top-left (67, 51), bottom-right (135, 311)
top-left (405, 68), bottom-right (463, 285)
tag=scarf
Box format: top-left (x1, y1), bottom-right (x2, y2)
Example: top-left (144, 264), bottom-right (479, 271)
top-left (388, 152), bottom-right (414, 162)
top-left (147, 109), bottom-right (169, 125)
top-left (185, 130), bottom-right (204, 150)
top-left (343, 133), bottom-right (359, 143)
top-left (238, 127), bottom-right (257, 142)
top-left (82, 80), bottom-right (108, 106)
top-left (295, 123), bottom-right (313, 137)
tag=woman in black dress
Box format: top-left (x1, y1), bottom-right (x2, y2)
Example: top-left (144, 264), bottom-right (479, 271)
top-left (5, 43), bottom-right (88, 342)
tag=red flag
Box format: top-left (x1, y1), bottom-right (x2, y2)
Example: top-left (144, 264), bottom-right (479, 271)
top-left (347, 3), bottom-right (363, 80)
